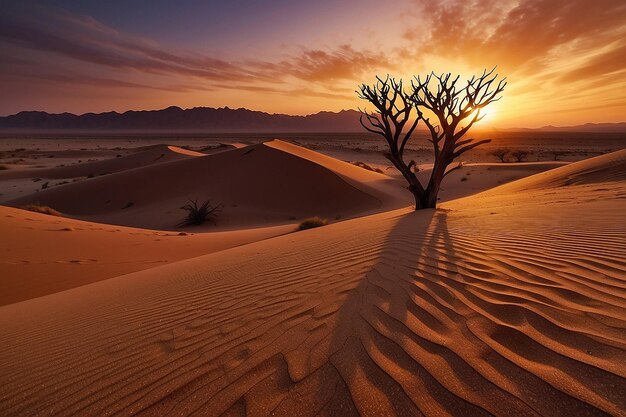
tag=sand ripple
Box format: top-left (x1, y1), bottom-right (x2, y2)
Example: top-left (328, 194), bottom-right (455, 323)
top-left (0, 152), bottom-right (624, 416)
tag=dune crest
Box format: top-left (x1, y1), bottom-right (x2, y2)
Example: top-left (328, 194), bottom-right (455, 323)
top-left (491, 149), bottom-right (626, 191)
top-left (7, 142), bottom-right (399, 230)
top-left (0, 144), bottom-right (202, 180)
top-left (0, 151), bottom-right (624, 416)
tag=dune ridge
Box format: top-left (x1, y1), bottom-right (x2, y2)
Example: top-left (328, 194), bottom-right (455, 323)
top-left (0, 144), bottom-right (203, 180)
top-left (492, 148), bottom-right (626, 191)
top-left (6, 141), bottom-right (395, 230)
top-left (0, 151), bottom-right (624, 416)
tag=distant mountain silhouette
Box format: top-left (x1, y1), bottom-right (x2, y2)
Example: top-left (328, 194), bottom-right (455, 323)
top-left (0, 106), bottom-right (363, 132)
top-left (2, 106), bottom-right (623, 133)
top-left (508, 122), bottom-right (626, 133)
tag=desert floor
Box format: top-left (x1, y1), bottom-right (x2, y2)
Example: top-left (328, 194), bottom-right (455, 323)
top-left (0, 134), bottom-right (624, 416)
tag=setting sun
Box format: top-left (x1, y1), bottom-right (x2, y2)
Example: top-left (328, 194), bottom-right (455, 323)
top-left (1, 1), bottom-right (625, 127)
top-left (479, 107), bottom-right (496, 123)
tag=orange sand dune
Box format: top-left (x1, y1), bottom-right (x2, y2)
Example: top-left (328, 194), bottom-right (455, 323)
top-left (7, 140), bottom-right (392, 230)
top-left (416, 161), bottom-right (568, 202)
top-left (492, 148), bottom-right (626, 191)
top-left (0, 151), bottom-right (624, 416)
top-left (266, 140), bottom-right (410, 207)
top-left (0, 205), bottom-right (293, 306)
top-left (0, 144), bottom-right (203, 180)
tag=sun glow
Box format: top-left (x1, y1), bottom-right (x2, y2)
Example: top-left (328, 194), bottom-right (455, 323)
top-left (468, 107), bottom-right (496, 126)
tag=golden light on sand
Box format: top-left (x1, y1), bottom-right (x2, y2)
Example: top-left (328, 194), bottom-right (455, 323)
top-left (1, 139), bottom-right (625, 415)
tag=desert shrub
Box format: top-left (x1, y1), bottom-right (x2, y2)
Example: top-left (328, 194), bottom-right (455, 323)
top-left (549, 150), bottom-right (568, 161)
top-left (297, 217), bottom-right (328, 231)
top-left (179, 199), bottom-right (220, 226)
top-left (21, 204), bottom-right (61, 216)
top-left (510, 149), bottom-right (530, 162)
top-left (351, 161), bottom-right (383, 174)
top-left (490, 148), bottom-right (510, 162)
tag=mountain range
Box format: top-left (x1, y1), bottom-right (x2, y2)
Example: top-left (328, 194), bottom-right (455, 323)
top-left (517, 122), bottom-right (626, 133)
top-left (0, 106), bottom-right (624, 133)
top-left (0, 107), bottom-right (363, 132)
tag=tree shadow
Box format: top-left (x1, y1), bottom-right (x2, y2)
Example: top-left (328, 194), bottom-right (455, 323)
top-left (318, 208), bottom-right (462, 415)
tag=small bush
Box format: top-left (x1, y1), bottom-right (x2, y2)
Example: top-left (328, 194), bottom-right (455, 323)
top-left (21, 204), bottom-right (61, 216)
top-left (351, 161), bottom-right (383, 174)
top-left (490, 148), bottom-right (510, 163)
top-left (297, 217), bottom-right (328, 231)
top-left (549, 150), bottom-right (567, 161)
top-left (510, 150), bottom-right (530, 162)
top-left (179, 199), bottom-right (220, 227)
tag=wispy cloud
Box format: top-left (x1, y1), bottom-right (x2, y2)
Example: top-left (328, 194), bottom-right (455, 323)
top-left (402, 0), bottom-right (626, 124)
top-left (1, 0), bottom-right (625, 124)
top-left (0, 7), bottom-right (387, 90)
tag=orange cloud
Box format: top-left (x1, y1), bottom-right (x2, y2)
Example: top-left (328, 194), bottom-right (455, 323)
top-left (1, 0), bottom-right (624, 126)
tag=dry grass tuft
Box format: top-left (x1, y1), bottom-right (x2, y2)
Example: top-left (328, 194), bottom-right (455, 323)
top-left (21, 204), bottom-right (62, 216)
top-left (179, 199), bottom-right (221, 227)
top-left (297, 217), bottom-right (328, 231)
top-left (350, 161), bottom-right (384, 174)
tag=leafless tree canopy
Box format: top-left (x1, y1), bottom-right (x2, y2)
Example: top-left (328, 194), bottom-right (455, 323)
top-left (491, 148), bottom-right (510, 163)
top-left (357, 77), bottom-right (423, 201)
top-left (358, 68), bottom-right (506, 209)
top-left (510, 149), bottom-right (529, 162)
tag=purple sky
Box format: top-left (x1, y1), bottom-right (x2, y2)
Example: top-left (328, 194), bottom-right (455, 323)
top-left (1, 0), bottom-right (625, 127)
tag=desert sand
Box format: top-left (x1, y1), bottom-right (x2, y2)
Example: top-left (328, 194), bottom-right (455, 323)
top-left (0, 140), bottom-right (624, 416)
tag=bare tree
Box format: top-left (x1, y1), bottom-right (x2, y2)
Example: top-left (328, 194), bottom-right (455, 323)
top-left (357, 76), bottom-right (422, 205)
top-left (491, 148), bottom-right (510, 163)
top-left (549, 150), bottom-right (567, 161)
top-left (510, 149), bottom-right (529, 162)
top-left (358, 69), bottom-right (506, 209)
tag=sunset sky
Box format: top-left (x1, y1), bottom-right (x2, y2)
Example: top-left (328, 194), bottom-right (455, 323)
top-left (1, 0), bottom-right (625, 127)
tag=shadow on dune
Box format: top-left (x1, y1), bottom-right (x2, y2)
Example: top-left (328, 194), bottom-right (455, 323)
top-left (312, 200), bottom-right (624, 417)
top-left (318, 209), bottom-right (468, 416)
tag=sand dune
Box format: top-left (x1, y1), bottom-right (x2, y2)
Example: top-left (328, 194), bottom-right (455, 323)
top-left (0, 144), bottom-right (203, 180)
top-left (0, 151), bottom-right (624, 416)
top-left (416, 161), bottom-right (568, 202)
top-left (492, 148), bottom-right (626, 191)
top-left (0, 205), bottom-right (293, 306)
top-left (6, 140), bottom-right (394, 230)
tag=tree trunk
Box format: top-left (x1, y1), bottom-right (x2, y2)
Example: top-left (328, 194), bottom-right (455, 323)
top-left (409, 184), bottom-right (438, 210)
top-left (419, 161), bottom-right (447, 209)
top-left (422, 186), bottom-right (438, 208)
top-left (409, 184), bottom-right (425, 210)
